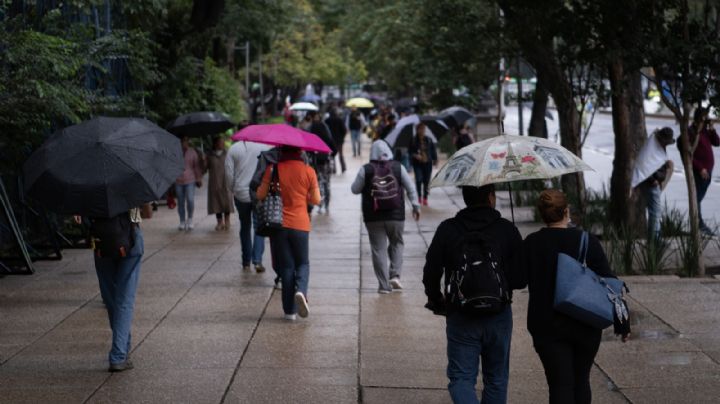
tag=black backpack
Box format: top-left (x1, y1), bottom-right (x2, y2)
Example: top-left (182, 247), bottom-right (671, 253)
top-left (90, 213), bottom-right (135, 258)
top-left (446, 223), bottom-right (509, 315)
top-left (368, 161), bottom-right (403, 211)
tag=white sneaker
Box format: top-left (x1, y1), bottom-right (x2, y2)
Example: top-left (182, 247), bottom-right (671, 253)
top-left (294, 292), bottom-right (309, 318)
top-left (274, 277), bottom-right (282, 290)
top-left (186, 219), bottom-right (194, 231)
top-left (178, 221), bottom-right (185, 230)
top-left (284, 313), bottom-right (297, 321)
top-left (378, 288), bottom-right (392, 294)
top-left (390, 278), bottom-right (403, 290)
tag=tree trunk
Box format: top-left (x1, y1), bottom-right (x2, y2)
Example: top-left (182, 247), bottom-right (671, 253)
top-left (678, 110), bottom-right (705, 275)
top-left (528, 73), bottom-right (549, 138)
top-left (608, 62), bottom-right (647, 231)
top-left (225, 37), bottom-right (236, 73)
top-left (553, 84), bottom-right (586, 212)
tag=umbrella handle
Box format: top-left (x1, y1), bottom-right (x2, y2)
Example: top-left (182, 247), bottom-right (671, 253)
top-left (508, 182), bottom-right (515, 224)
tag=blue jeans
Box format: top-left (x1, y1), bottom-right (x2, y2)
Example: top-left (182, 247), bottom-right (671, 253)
top-left (272, 228), bottom-right (310, 314)
top-left (694, 170), bottom-right (712, 228)
top-left (446, 306), bottom-right (513, 404)
top-left (234, 199), bottom-right (265, 266)
top-left (640, 182), bottom-right (662, 239)
top-left (94, 227), bottom-right (144, 365)
top-left (175, 183), bottom-right (196, 222)
top-left (350, 129), bottom-right (361, 156)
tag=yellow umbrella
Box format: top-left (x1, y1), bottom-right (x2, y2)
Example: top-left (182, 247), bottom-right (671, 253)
top-left (345, 97), bottom-right (374, 108)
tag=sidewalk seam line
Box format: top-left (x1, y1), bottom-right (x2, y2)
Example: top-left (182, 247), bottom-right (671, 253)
top-left (219, 277), bottom-right (275, 403)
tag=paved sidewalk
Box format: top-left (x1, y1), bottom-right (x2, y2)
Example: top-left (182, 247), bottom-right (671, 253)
top-left (1, 139), bottom-right (720, 403)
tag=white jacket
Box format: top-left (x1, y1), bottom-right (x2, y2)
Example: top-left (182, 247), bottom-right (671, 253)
top-left (225, 141), bottom-right (271, 203)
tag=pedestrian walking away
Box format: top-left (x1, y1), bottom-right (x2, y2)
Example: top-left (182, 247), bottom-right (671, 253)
top-left (410, 123), bottom-right (438, 206)
top-left (423, 184), bottom-right (526, 404)
top-left (326, 107), bottom-right (348, 173)
top-left (346, 107), bottom-right (366, 157)
top-left (82, 205), bottom-right (152, 372)
top-left (351, 140), bottom-right (420, 293)
top-left (631, 127), bottom-right (675, 240)
top-left (688, 107), bottom-right (719, 236)
top-left (226, 139), bottom-right (272, 272)
top-left (257, 146), bottom-right (321, 321)
top-left (206, 136), bottom-right (235, 231)
top-left (175, 136), bottom-right (203, 231)
top-left (307, 111), bottom-right (337, 214)
top-left (523, 190), bottom-right (629, 404)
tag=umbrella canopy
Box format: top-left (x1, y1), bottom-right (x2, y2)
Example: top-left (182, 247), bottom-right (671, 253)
top-left (430, 135), bottom-right (593, 188)
top-left (439, 106), bottom-right (474, 128)
top-left (24, 117), bottom-right (184, 217)
top-left (231, 124), bottom-right (331, 153)
top-left (167, 111), bottom-right (234, 137)
top-left (384, 115), bottom-right (447, 148)
top-left (289, 102), bottom-right (319, 111)
top-left (346, 97), bottom-right (374, 108)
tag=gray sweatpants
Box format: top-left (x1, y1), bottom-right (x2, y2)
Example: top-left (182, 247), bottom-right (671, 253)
top-left (365, 220), bottom-right (405, 291)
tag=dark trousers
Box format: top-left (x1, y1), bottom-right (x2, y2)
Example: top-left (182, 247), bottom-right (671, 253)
top-left (694, 169), bottom-right (712, 227)
top-left (446, 307), bottom-right (513, 404)
top-left (334, 137), bottom-right (347, 172)
top-left (533, 332), bottom-right (601, 404)
top-left (272, 228), bottom-right (310, 314)
top-left (413, 162), bottom-right (432, 198)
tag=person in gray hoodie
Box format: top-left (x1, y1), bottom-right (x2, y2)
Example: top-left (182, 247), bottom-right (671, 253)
top-left (225, 140), bottom-right (271, 272)
top-left (351, 140), bottom-right (420, 293)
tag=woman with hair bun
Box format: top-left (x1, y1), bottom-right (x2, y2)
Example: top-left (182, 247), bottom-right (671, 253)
top-left (523, 189), bottom-right (627, 404)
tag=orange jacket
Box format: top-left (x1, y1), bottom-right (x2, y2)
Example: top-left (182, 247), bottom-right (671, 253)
top-left (257, 160), bottom-right (320, 232)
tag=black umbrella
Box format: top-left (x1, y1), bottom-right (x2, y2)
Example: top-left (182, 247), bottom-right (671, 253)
top-left (24, 117), bottom-right (184, 218)
top-left (166, 111), bottom-right (234, 137)
top-left (439, 106), bottom-right (474, 128)
top-left (420, 115), bottom-right (450, 138)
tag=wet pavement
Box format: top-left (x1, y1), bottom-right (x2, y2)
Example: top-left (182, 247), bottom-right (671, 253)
top-left (1, 139), bottom-right (720, 403)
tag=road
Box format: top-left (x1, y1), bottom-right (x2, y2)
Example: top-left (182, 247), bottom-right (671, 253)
top-left (504, 107), bottom-right (720, 225)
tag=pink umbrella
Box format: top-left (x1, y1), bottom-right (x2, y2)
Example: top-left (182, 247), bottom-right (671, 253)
top-left (231, 124), bottom-right (331, 153)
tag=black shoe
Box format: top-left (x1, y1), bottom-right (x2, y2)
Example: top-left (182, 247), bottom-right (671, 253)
top-left (108, 359), bottom-right (134, 373)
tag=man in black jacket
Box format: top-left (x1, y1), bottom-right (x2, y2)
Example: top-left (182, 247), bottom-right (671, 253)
top-left (307, 111), bottom-right (337, 213)
top-left (325, 108), bottom-right (348, 173)
top-left (423, 184), bottom-right (525, 404)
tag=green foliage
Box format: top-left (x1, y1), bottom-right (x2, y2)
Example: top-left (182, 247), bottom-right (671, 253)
top-left (636, 236), bottom-right (672, 275)
top-left (153, 57), bottom-right (246, 124)
top-left (263, 0), bottom-right (366, 88)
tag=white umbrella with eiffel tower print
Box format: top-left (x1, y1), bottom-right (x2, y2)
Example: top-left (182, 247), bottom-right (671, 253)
top-left (430, 134), bottom-right (593, 189)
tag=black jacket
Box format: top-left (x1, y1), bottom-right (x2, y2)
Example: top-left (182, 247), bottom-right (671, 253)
top-left (523, 227), bottom-right (615, 342)
top-left (309, 121), bottom-right (337, 164)
top-left (325, 116), bottom-right (347, 146)
top-left (423, 206), bottom-right (526, 314)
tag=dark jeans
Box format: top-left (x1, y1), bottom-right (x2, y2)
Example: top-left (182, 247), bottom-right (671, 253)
top-left (413, 162), bottom-right (432, 198)
top-left (272, 228), bottom-right (310, 314)
top-left (694, 169), bottom-right (712, 228)
top-left (446, 306), bottom-right (512, 404)
top-left (234, 198), bottom-right (265, 266)
top-left (533, 331), bottom-right (601, 404)
top-left (334, 138), bottom-right (347, 172)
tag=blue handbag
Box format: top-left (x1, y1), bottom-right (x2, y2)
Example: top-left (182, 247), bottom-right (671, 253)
top-left (554, 231), bottom-right (627, 329)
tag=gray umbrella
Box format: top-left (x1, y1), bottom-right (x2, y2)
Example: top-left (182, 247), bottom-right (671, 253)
top-left (23, 117), bottom-right (184, 218)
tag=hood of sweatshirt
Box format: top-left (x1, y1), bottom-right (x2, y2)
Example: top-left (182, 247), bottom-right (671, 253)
top-left (454, 206), bottom-right (502, 231)
top-left (369, 140), bottom-right (393, 161)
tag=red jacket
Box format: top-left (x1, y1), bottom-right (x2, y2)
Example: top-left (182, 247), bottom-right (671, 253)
top-left (691, 124), bottom-right (720, 173)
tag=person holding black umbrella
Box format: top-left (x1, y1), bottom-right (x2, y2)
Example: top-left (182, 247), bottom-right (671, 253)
top-left (175, 136), bottom-right (204, 230)
top-left (24, 117), bottom-right (185, 373)
top-left (410, 123), bottom-right (437, 206)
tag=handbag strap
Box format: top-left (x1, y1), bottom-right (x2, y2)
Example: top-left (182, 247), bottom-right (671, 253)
top-left (578, 231), bottom-right (589, 267)
top-left (269, 164), bottom-right (280, 194)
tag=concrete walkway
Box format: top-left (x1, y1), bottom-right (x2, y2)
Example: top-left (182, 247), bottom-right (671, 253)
top-left (1, 139), bottom-right (720, 403)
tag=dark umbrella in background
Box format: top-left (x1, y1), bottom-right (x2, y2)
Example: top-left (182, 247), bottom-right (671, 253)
top-left (24, 117), bottom-right (184, 218)
top-left (384, 114), bottom-right (448, 148)
top-left (439, 106), bottom-right (474, 128)
top-left (166, 111), bottom-right (235, 137)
